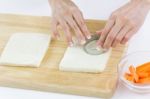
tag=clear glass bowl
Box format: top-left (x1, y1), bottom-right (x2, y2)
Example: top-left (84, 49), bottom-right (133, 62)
top-left (118, 51), bottom-right (150, 93)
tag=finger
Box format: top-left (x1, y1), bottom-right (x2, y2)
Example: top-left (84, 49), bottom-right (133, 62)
top-left (51, 19), bottom-right (60, 39)
top-left (98, 1), bottom-right (131, 45)
top-left (98, 1), bottom-right (130, 44)
top-left (96, 29), bottom-right (103, 35)
top-left (98, 19), bottom-right (115, 47)
top-left (64, 16), bottom-right (86, 45)
top-left (121, 29), bottom-right (136, 44)
top-left (58, 19), bottom-right (73, 46)
top-left (73, 12), bottom-right (91, 39)
top-left (111, 24), bottom-right (132, 47)
top-left (103, 19), bottom-right (124, 49)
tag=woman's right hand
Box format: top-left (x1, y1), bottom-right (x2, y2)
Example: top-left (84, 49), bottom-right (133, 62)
top-left (49, 0), bottom-right (91, 46)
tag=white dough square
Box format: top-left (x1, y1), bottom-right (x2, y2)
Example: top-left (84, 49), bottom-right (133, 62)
top-left (0, 33), bottom-right (51, 67)
top-left (59, 47), bottom-right (112, 73)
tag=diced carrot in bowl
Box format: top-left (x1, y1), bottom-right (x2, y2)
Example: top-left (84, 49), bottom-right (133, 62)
top-left (124, 62), bottom-right (150, 84)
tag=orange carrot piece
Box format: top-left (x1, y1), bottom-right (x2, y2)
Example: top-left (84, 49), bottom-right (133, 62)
top-left (136, 62), bottom-right (150, 73)
top-left (124, 73), bottom-right (134, 82)
top-left (129, 66), bottom-right (139, 82)
top-left (137, 72), bottom-right (149, 78)
top-left (129, 65), bottom-right (135, 74)
top-left (124, 62), bottom-right (150, 84)
top-left (127, 76), bottom-right (134, 82)
top-left (138, 77), bottom-right (150, 84)
top-left (124, 72), bottom-right (132, 79)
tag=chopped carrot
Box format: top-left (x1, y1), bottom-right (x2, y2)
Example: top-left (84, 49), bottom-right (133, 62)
top-left (129, 65), bottom-right (135, 74)
top-left (124, 73), bottom-right (134, 82)
top-left (123, 62), bottom-right (150, 84)
top-left (124, 72), bottom-right (132, 76)
top-left (129, 66), bottom-right (139, 82)
top-left (137, 72), bottom-right (149, 78)
top-left (136, 62), bottom-right (150, 73)
top-left (138, 77), bottom-right (150, 84)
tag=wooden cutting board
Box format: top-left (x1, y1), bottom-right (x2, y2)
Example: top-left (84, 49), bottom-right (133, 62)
top-left (0, 14), bottom-right (125, 98)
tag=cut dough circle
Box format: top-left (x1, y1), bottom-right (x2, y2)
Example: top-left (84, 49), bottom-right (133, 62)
top-left (59, 46), bottom-right (111, 73)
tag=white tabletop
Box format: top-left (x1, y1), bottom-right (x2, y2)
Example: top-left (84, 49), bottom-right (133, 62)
top-left (0, 0), bottom-right (150, 99)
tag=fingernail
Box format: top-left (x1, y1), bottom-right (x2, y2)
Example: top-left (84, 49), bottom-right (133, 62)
top-left (87, 35), bottom-right (91, 39)
top-left (96, 46), bottom-right (108, 52)
top-left (96, 41), bottom-right (104, 49)
top-left (69, 42), bottom-right (74, 47)
top-left (80, 40), bottom-right (86, 45)
top-left (96, 43), bottom-right (104, 50)
top-left (96, 46), bottom-right (101, 51)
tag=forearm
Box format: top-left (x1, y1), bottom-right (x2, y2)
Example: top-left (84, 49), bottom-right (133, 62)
top-left (130, 0), bottom-right (150, 10)
top-left (48, 0), bottom-right (58, 8)
top-left (48, 0), bottom-right (57, 4)
top-left (131, 0), bottom-right (150, 5)
top-left (48, 0), bottom-right (72, 9)
top-left (144, 0), bottom-right (150, 3)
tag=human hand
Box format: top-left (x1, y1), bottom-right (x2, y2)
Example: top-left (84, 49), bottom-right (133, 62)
top-left (97, 0), bottom-right (150, 49)
top-left (49, 0), bottom-right (91, 46)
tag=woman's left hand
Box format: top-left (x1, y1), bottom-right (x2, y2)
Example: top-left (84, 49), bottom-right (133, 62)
top-left (97, 0), bottom-right (150, 49)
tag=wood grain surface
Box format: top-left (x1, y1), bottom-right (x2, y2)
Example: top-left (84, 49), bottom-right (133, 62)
top-left (0, 14), bottom-right (125, 98)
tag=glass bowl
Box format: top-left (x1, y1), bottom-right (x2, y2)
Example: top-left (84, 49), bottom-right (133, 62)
top-left (118, 51), bottom-right (150, 93)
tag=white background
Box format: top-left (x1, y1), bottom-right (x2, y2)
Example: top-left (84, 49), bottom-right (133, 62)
top-left (1, 0), bottom-right (150, 99)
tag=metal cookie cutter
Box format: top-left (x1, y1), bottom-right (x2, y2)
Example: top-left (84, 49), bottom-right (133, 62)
top-left (83, 34), bottom-right (108, 55)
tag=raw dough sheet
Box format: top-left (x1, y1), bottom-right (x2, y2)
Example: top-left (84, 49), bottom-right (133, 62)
top-left (0, 33), bottom-right (51, 67)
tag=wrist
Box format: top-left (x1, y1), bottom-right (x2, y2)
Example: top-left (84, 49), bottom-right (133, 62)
top-left (49, 0), bottom-right (57, 4)
top-left (145, 0), bottom-right (150, 3)
top-left (48, 0), bottom-right (59, 6)
top-left (141, 0), bottom-right (150, 9)
top-left (131, 0), bottom-right (150, 9)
